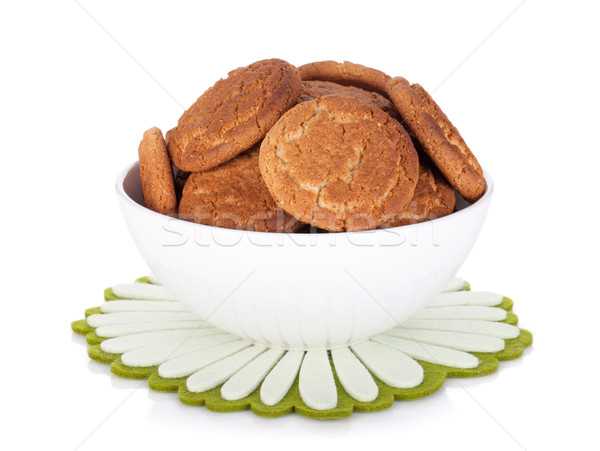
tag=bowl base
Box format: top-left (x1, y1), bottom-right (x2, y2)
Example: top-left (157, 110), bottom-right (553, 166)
top-left (71, 273), bottom-right (531, 418)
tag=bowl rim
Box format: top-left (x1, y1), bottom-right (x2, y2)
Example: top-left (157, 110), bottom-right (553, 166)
top-left (116, 160), bottom-right (494, 239)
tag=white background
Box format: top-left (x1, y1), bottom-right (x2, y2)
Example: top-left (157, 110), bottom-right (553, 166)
top-left (1, 1), bottom-right (599, 450)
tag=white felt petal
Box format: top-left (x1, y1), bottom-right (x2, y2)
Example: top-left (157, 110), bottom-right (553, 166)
top-left (442, 277), bottom-right (467, 293)
top-left (372, 335), bottom-right (479, 369)
top-left (429, 291), bottom-right (503, 307)
top-left (147, 272), bottom-right (161, 284)
top-left (401, 319), bottom-right (520, 339)
top-left (331, 348), bottom-right (378, 402)
top-left (187, 346), bottom-right (267, 393)
top-left (299, 351), bottom-right (337, 411)
top-left (87, 312), bottom-right (201, 327)
top-left (221, 349), bottom-right (285, 401)
top-left (384, 328), bottom-right (505, 352)
top-left (411, 306), bottom-right (507, 321)
top-left (121, 334), bottom-right (238, 367)
top-left (100, 300), bottom-right (187, 313)
top-left (158, 340), bottom-right (250, 378)
top-left (111, 283), bottom-right (176, 301)
top-left (351, 341), bottom-right (423, 389)
top-left (101, 328), bottom-right (222, 354)
top-left (260, 351), bottom-right (304, 406)
top-left (96, 321), bottom-right (206, 338)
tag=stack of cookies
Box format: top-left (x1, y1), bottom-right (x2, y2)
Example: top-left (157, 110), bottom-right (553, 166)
top-left (137, 59), bottom-right (485, 233)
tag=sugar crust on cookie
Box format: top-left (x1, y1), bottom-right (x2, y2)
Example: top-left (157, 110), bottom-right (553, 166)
top-left (259, 96), bottom-right (419, 232)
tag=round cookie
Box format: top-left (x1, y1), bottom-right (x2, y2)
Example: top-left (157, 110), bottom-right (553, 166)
top-left (382, 158), bottom-right (455, 228)
top-left (386, 77), bottom-right (486, 203)
top-left (138, 127), bottom-right (178, 217)
top-left (298, 61), bottom-right (391, 96)
top-left (179, 144), bottom-right (301, 232)
top-left (164, 127), bottom-right (175, 147)
top-left (138, 127), bottom-right (177, 216)
top-left (259, 96), bottom-right (419, 232)
top-left (168, 59), bottom-right (302, 172)
top-left (298, 80), bottom-right (400, 120)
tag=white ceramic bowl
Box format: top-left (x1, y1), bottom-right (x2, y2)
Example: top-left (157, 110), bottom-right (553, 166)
top-left (116, 162), bottom-right (493, 350)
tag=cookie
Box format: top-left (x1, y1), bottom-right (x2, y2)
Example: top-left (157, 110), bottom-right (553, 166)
top-left (259, 96), bottom-right (419, 232)
top-left (164, 127), bottom-right (175, 147)
top-left (383, 157), bottom-right (455, 228)
top-left (298, 61), bottom-right (391, 96)
top-left (138, 127), bottom-right (177, 216)
top-left (179, 144), bottom-right (301, 232)
top-left (168, 59), bottom-right (302, 172)
top-left (386, 77), bottom-right (486, 202)
top-left (298, 80), bottom-right (400, 120)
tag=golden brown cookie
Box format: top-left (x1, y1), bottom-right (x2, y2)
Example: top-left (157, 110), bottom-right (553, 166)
top-left (298, 61), bottom-right (391, 96)
top-left (298, 80), bottom-right (400, 120)
top-left (168, 59), bottom-right (302, 172)
top-left (259, 96), bottom-right (419, 232)
top-left (382, 157), bottom-right (455, 228)
top-left (179, 144), bottom-right (301, 232)
top-left (138, 127), bottom-right (177, 216)
top-left (164, 127), bottom-right (175, 147)
top-left (386, 77), bottom-right (486, 203)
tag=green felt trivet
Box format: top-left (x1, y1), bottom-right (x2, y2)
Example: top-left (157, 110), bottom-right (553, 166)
top-left (71, 276), bottom-right (532, 419)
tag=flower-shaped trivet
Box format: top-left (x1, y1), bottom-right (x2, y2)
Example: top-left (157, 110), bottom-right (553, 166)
top-left (71, 276), bottom-right (532, 419)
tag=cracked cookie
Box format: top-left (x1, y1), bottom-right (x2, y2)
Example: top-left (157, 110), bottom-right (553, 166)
top-left (299, 61), bottom-right (391, 96)
top-left (168, 59), bottom-right (302, 172)
top-left (382, 156), bottom-right (455, 228)
top-left (298, 80), bottom-right (400, 120)
top-left (386, 77), bottom-right (486, 202)
top-left (138, 127), bottom-right (177, 216)
top-left (179, 144), bottom-right (302, 232)
top-left (259, 96), bottom-right (419, 232)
